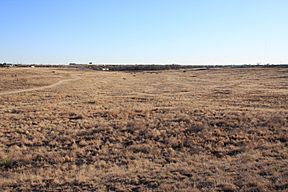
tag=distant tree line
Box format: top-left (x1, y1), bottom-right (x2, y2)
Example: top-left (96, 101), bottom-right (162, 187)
top-left (1, 63), bottom-right (287, 70)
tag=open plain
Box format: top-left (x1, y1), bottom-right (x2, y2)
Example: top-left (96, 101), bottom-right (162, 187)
top-left (0, 67), bottom-right (287, 191)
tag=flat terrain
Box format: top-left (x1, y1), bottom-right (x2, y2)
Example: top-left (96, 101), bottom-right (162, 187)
top-left (0, 67), bottom-right (287, 191)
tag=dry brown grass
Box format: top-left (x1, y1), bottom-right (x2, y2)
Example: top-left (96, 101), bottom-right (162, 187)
top-left (0, 67), bottom-right (287, 191)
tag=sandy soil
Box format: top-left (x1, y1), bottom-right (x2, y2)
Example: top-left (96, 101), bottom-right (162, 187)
top-left (0, 67), bottom-right (287, 191)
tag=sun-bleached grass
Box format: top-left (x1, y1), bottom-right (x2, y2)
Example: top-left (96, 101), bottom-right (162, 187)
top-left (0, 67), bottom-right (287, 191)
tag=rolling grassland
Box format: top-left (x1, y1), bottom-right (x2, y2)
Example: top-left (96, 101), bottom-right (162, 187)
top-left (0, 67), bottom-right (287, 191)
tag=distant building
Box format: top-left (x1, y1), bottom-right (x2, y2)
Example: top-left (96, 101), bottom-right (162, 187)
top-left (0, 63), bottom-right (14, 67)
top-left (69, 63), bottom-right (77, 65)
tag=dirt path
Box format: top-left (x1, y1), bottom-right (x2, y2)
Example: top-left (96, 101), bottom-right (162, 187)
top-left (0, 77), bottom-right (81, 96)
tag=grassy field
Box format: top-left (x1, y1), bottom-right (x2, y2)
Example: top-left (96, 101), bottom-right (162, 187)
top-left (0, 67), bottom-right (287, 191)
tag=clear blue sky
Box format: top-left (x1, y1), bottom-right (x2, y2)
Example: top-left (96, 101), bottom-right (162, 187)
top-left (1, 0), bottom-right (288, 65)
